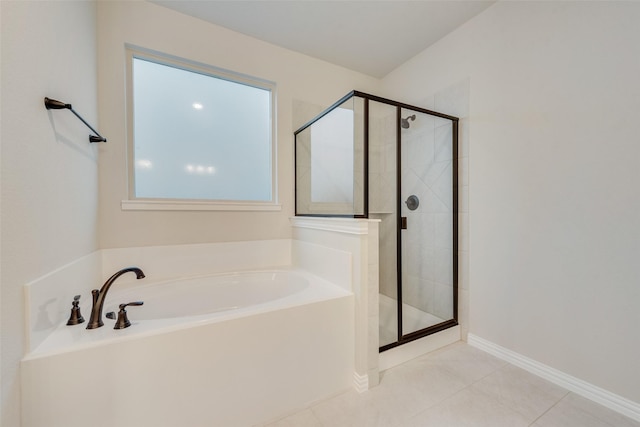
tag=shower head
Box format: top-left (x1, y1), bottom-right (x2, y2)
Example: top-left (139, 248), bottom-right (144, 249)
top-left (401, 114), bottom-right (416, 129)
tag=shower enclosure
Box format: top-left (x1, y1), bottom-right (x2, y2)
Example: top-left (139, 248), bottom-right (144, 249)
top-left (295, 91), bottom-right (459, 351)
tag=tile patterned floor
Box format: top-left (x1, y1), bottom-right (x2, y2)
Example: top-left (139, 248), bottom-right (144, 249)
top-left (265, 342), bottom-right (640, 427)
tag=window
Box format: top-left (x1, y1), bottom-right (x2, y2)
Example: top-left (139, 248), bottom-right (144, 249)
top-left (124, 47), bottom-right (278, 210)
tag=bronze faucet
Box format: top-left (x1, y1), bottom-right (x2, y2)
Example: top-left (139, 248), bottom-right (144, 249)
top-left (87, 267), bottom-right (145, 329)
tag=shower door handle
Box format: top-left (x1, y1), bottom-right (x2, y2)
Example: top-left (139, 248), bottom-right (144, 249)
top-left (401, 217), bottom-right (407, 229)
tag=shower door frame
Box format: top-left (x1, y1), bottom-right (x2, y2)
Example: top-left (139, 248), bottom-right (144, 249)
top-left (294, 90), bottom-right (459, 352)
top-left (382, 104), bottom-right (459, 352)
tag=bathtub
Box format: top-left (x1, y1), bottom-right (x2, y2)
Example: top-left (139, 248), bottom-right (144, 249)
top-left (105, 270), bottom-right (315, 322)
top-left (22, 268), bottom-right (354, 427)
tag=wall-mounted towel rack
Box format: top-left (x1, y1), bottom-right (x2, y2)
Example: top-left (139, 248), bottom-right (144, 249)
top-left (44, 97), bottom-right (107, 143)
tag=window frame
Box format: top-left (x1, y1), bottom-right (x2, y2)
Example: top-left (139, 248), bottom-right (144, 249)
top-left (123, 45), bottom-right (279, 211)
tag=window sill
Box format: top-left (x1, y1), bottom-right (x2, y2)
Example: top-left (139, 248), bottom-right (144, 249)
top-left (121, 199), bottom-right (282, 212)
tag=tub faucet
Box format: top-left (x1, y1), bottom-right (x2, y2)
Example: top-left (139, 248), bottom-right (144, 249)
top-left (87, 267), bottom-right (145, 329)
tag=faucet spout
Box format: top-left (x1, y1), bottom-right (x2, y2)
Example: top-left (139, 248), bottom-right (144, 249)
top-left (86, 267), bottom-right (145, 329)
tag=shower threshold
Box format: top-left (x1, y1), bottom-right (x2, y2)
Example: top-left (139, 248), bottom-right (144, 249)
top-left (379, 293), bottom-right (445, 348)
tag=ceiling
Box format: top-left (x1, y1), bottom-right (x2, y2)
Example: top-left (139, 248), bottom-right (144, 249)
top-left (152, 1), bottom-right (495, 78)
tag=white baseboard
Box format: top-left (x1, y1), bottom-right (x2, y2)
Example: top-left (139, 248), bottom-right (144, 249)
top-left (468, 334), bottom-right (640, 422)
top-left (353, 372), bottom-right (369, 393)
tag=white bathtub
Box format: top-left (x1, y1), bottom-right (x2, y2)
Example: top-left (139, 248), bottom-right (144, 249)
top-left (22, 268), bottom-right (355, 427)
top-left (105, 270), bottom-right (312, 321)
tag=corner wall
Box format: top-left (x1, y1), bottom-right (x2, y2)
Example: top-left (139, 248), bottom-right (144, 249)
top-left (0, 2), bottom-right (99, 425)
top-left (291, 217), bottom-right (381, 390)
top-left (382, 1), bottom-right (640, 405)
top-left (96, 1), bottom-right (379, 249)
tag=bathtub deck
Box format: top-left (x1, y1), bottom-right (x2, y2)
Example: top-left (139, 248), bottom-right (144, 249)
top-left (25, 268), bottom-right (350, 359)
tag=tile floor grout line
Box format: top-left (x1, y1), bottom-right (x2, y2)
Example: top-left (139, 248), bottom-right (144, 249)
top-left (564, 392), bottom-right (636, 427)
top-left (397, 344), bottom-right (512, 422)
top-left (403, 387), bottom-right (470, 425)
top-left (467, 358), bottom-right (509, 387)
top-left (466, 380), bottom-right (546, 426)
top-left (526, 390), bottom-right (571, 426)
top-left (401, 378), bottom-right (471, 423)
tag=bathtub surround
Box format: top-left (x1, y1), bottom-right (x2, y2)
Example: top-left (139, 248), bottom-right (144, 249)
top-left (26, 270), bottom-right (351, 357)
top-left (24, 240), bottom-right (291, 353)
top-left (101, 239), bottom-right (292, 286)
top-left (21, 236), bottom-right (370, 426)
top-left (23, 252), bottom-right (102, 354)
top-left (23, 283), bottom-right (353, 427)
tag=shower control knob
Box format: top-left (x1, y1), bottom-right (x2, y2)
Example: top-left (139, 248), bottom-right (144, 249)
top-left (405, 195), bottom-right (419, 211)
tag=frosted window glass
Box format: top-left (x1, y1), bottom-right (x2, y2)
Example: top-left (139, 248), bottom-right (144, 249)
top-left (132, 57), bottom-right (272, 201)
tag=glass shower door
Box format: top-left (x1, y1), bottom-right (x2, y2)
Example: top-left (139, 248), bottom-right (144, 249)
top-left (399, 108), bottom-right (455, 337)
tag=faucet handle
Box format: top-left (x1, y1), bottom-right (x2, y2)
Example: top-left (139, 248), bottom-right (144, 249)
top-left (66, 295), bottom-right (85, 325)
top-left (114, 301), bottom-right (144, 330)
top-left (119, 301), bottom-right (144, 310)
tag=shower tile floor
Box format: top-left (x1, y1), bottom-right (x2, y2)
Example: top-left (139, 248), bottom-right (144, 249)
top-left (264, 342), bottom-right (640, 427)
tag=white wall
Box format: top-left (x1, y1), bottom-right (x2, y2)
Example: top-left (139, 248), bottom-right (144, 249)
top-left (0, 1), bottom-right (99, 425)
top-left (96, 1), bottom-right (379, 249)
top-left (383, 1), bottom-right (640, 404)
top-left (0, 3), bottom-right (3, 421)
